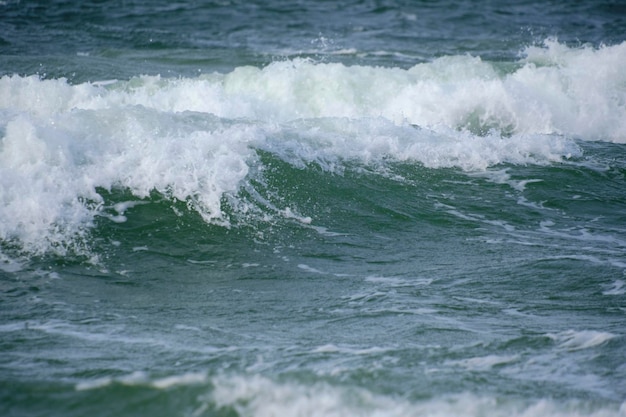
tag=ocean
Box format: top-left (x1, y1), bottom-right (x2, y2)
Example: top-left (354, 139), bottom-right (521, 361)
top-left (1, 1), bottom-right (625, 416)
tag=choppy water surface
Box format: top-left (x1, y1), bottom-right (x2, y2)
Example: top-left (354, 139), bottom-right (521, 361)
top-left (1, 1), bottom-right (625, 416)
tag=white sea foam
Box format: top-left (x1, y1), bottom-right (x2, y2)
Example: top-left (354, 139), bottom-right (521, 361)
top-left (22, 319), bottom-right (228, 356)
top-left (1, 40), bottom-right (624, 255)
top-left (206, 374), bottom-right (626, 417)
top-left (448, 354), bottom-right (519, 371)
top-left (297, 263), bottom-right (326, 274)
top-left (151, 372), bottom-right (208, 389)
top-left (75, 370), bottom-right (208, 391)
top-left (548, 330), bottom-right (616, 351)
top-left (603, 280), bottom-right (625, 295)
top-left (522, 39), bottom-right (626, 141)
top-left (311, 344), bottom-right (391, 355)
top-left (0, 251), bottom-right (23, 272)
top-left (365, 275), bottom-right (433, 287)
top-left (75, 371), bottom-right (148, 391)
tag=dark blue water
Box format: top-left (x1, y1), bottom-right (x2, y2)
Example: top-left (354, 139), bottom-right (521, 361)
top-left (2, 0), bottom-right (625, 79)
top-left (1, 1), bottom-right (626, 416)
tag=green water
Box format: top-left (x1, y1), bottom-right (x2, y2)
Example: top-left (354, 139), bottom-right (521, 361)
top-left (2, 147), bottom-right (625, 416)
top-left (2, 1), bottom-right (626, 416)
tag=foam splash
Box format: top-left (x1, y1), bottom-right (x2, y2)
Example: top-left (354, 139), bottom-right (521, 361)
top-left (0, 104), bottom-right (258, 255)
top-left (519, 39), bottom-right (626, 141)
top-left (67, 39), bottom-right (622, 140)
top-left (1, 40), bottom-right (624, 255)
top-left (71, 372), bottom-right (626, 417)
top-left (71, 371), bottom-right (626, 416)
top-left (3, 40), bottom-right (624, 138)
top-left (207, 374), bottom-right (625, 417)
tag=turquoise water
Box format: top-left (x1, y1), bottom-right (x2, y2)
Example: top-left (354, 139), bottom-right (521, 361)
top-left (1, 1), bottom-right (626, 416)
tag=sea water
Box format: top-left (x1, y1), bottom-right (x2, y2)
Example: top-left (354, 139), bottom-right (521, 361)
top-left (1, 1), bottom-right (625, 416)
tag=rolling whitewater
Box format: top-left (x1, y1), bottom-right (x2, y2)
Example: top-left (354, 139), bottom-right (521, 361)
top-left (1, 1), bottom-right (625, 416)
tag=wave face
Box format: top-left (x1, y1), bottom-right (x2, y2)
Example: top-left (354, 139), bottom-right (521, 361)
top-left (1, 40), bottom-right (625, 256)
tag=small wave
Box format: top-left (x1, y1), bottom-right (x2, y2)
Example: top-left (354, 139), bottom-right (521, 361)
top-left (75, 371), bottom-right (208, 391)
top-left (310, 344), bottom-right (391, 355)
top-left (603, 280), bottom-right (625, 295)
top-left (206, 374), bottom-right (625, 417)
top-left (548, 330), bottom-right (616, 351)
top-left (448, 354), bottom-right (519, 371)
